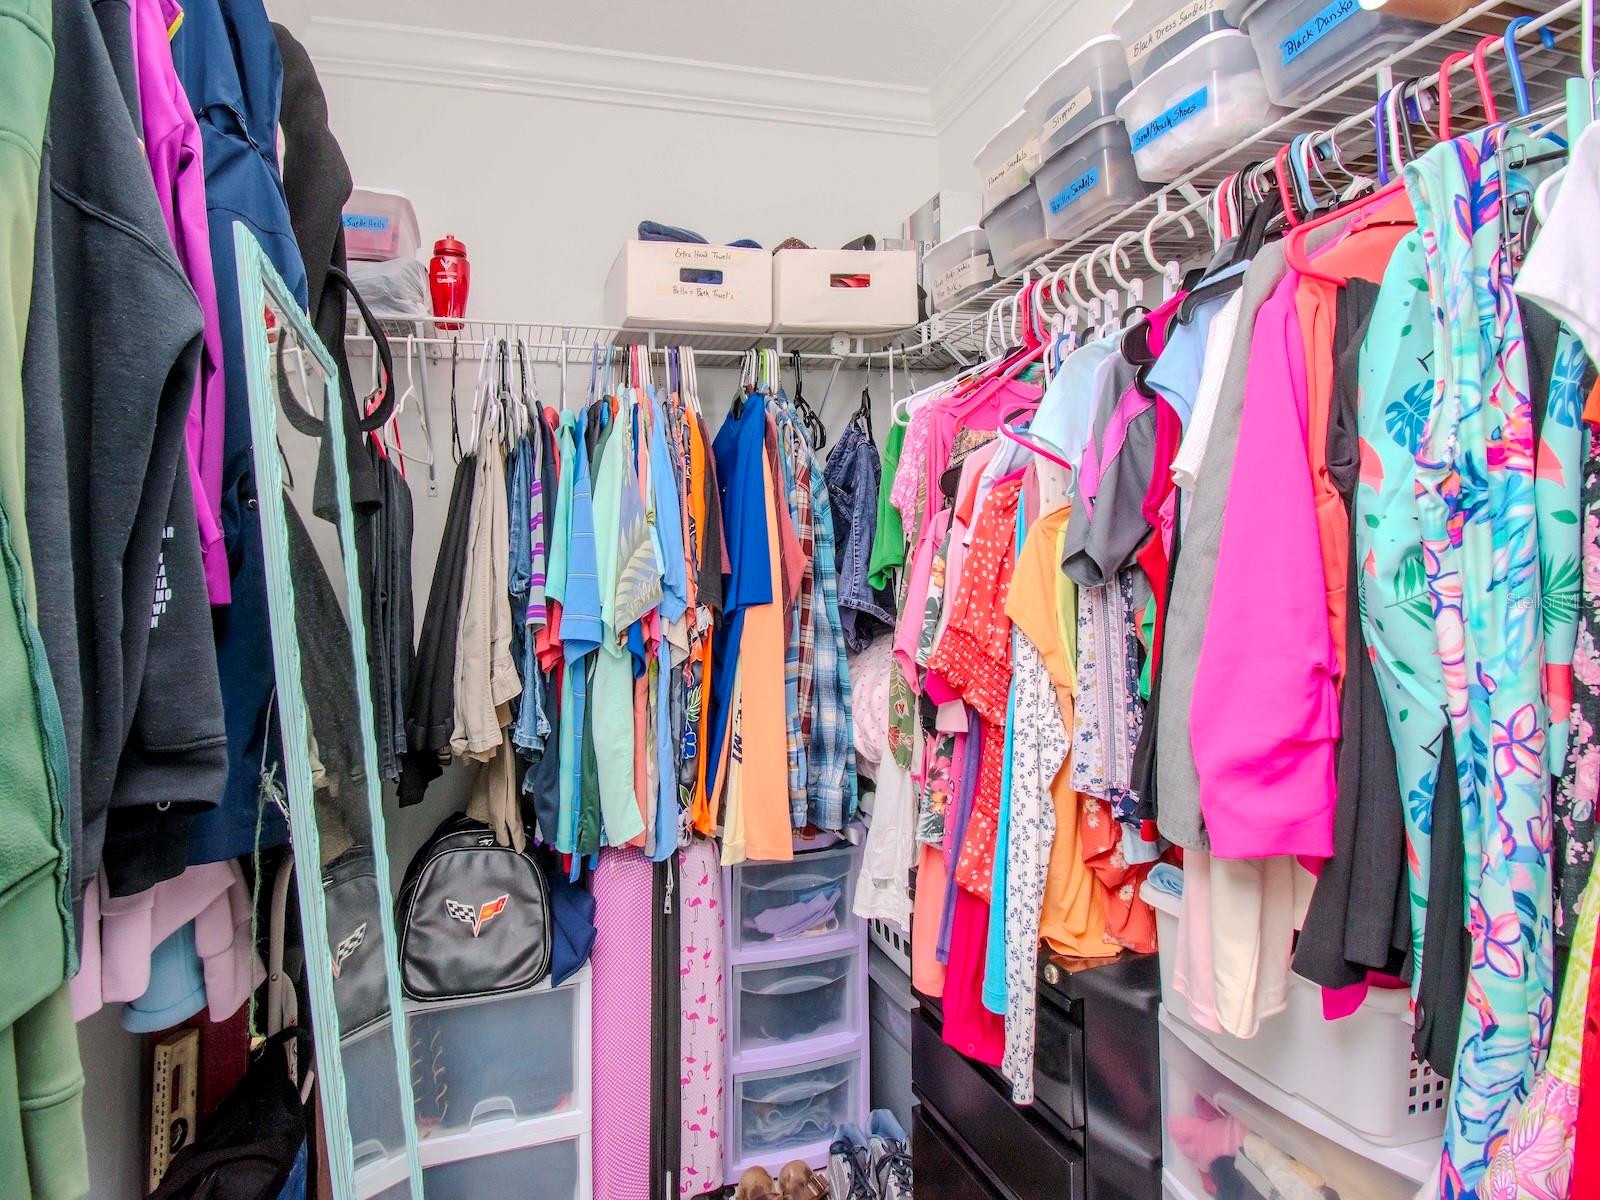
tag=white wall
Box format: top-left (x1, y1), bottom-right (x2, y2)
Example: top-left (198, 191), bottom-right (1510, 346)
top-left (933, 0), bottom-right (1116, 200)
top-left (310, 46), bottom-right (940, 322)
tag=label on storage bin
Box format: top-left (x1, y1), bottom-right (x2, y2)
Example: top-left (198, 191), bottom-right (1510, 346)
top-left (654, 245), bottom-right (742, 302)
top-left (1281, 0), bottom-right (1359, 64)
top-left (983, 135), bottom-right (1043, 196)
top-left (1047, 167), bottom-right (1102, 216)
top-left (931, 255), bottom-right (993, 307)
top-left (342, 212), bottom-right (391, 234)
top-left (1129, 87), bottom-right (1209, 150)
top-left (1127, 0), bottom-right (1225, 64)
top-left (1041, 86), bottom-right (1095, 142)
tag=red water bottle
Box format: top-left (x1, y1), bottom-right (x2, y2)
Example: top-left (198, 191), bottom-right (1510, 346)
top-left (429, 234), bottom-right (470, 330)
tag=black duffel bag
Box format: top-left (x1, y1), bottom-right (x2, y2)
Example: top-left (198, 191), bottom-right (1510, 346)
top-left (396, 813), bottom-right (552, 1001)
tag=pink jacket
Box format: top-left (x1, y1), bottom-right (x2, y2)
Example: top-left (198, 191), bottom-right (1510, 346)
top-left (72, 860), bottom-right (260, 1023)
top-left (1190, 275), bottom-right (1339, 859)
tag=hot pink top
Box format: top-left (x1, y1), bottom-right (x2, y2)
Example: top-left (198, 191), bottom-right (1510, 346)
top-left (1189, 275), bottom-right (1338, 859)
top-left (131, 0), bottom-right (228, 602)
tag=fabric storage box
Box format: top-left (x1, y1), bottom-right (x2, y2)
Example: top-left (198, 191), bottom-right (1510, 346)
top-left (1161, 1014), bottom-right (1433, 1198)
top-left (1143, 884), bottom-right (1446, 1147)
top-left (422, 1137), bottom-right (583, 1200)
top-left (730, 843), bottom-right (859, 956)
top-left (1026, 37), bottom-right (1134, 161)
top-left (1114, 0), bottom-right (1234, 85)
top-left (1237, 0), bottom-right (1429, 107)
top-left (982, 184), bottom-right (1063, 278)
top-left (342, 187), bottom-right (421, 262)
top-left (976, 111), bottom-right (1043, 214)
top-left (1035, 119), bottom-right (1153, 241)
top-left (603, 240), bottom-right (773, 332)
top-left (1117, 31), bottom-right (1285, 183)
top-left (732, 947), bottom-right (864, 1057)
top-left (770, 248), bottom-right (917, 333)
top-left (730, 1050), bottom-right (865, 1169)
top-left (924, 227), bottom-right (996, 312)
top-left (406, 985), bottom-right (580, 1138)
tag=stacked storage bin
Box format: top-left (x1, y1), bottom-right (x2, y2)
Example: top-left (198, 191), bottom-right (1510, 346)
top-left (353, 970), bottom-right (596, 1199)
top-left (724, 837), bottom-right (870, 1182)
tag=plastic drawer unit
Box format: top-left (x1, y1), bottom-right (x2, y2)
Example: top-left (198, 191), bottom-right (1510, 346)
top-left (1160, 1015), bottom-right (1435, 1200)
top-left (729, 844), bottom-right (859, 957)
top-left (343, 1020), bottom-right (412, 1174)
top-left (1026, 37), bottom-right (1135, 162)
top-left (982, 184), bottom-right (1063, 278)
top-left (1236, 0), bottom-right (1429, 107)
top-left (603, 240), bottom-right (773, 331)
top-left (924, 227), bottom-right (996, 312)
top-left (421, 1137), bottom-right (584, 1200)
top-left (770, 248), bottom-right (917, 333)
top-left (1117, 31), bottom-right (1283, 183)
top-left (732, 948), bottom-right (865, 1058)
top-left (976, 110), bottom-right (1043, 215)
top-left (406, 985), bottom-right (581, 1140)
top-left (1035, 119), bottom-right (1154, 241)
top-left (1114, 0), bottom-right (1234, 85)
top-left (1143, 884), bottom-right (1446, 1147)
top-left (730, 1051), bottom-right (865, 1170)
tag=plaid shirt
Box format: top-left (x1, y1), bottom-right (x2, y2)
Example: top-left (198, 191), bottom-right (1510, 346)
top-left (774, 395), bottom-right (855, 830)
top-left (774, 402), bottom-right (811, 822)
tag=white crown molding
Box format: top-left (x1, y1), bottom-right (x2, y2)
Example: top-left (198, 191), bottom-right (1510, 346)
top-left (928, 0), bottom-right (1086, 133)
top-left (303, 16), bottom-right (938, 137)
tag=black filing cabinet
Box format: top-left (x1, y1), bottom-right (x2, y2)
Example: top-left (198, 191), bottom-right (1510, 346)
top-left (912, 952), bottom-right (1161, 1200)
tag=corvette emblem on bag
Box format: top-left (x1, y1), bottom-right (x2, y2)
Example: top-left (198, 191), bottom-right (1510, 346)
top-left (332, 922), bottom-right (368, 978)
top-left (444, 894), bottom-right (510, 937)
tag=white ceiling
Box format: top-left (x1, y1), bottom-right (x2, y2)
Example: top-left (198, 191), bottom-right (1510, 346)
top-left (306, 0), bottom-right (1007, 88)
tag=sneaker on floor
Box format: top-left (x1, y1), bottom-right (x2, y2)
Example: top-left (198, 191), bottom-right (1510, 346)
top-left (867, 1110), bottom-right (911, 1200)
top-left (826, 1126), bottom-right (875, 1200)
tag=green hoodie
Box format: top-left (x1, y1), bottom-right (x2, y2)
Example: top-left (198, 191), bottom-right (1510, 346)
top-left (0, 2), bottom-right (85, 1193)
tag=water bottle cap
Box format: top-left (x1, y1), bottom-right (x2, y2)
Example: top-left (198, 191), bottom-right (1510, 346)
top-left (434, 234), bottom-right (467, 256)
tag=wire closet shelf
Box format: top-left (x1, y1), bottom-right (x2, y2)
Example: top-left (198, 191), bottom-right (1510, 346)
top-left (902, 0), bottom-right (1587, 368)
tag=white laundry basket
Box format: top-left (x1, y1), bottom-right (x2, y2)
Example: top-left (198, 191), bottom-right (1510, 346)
top-left (1144, 881), bottom-right (1448, 1147)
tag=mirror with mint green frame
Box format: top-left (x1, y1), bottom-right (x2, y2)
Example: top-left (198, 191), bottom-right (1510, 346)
top-left (234, 224), bottom-right (423, 1200)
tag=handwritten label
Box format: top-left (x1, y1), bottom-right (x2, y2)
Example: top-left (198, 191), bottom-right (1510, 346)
top-left (1281, 0), bottom-right (1358, 64)
top-left (657, 282), bottom-right (736, 302)
top-left (1130, 87), bottom-right (1209, 151)
top-left (984, 146), bottom-right (1034, 194)
top-left (1126, 0), bottom-right (1224, 63)
top-left (342, 213), bottom-right (391, 233)
top-left (669, 245), bottom-right (739, 264)
top-left (931, 255), bottom-right (993, 306)
top-left (1048, 167), bottom-right (1102, 215)
top-left (1042, 85), bottom-right (1095, 143)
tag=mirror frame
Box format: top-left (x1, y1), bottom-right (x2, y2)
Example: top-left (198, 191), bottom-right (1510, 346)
top-left (234, 223), bottom-right (424, 1199)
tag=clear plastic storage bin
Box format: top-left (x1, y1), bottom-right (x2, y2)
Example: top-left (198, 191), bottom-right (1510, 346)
top-left (343, 1020), bottom-right (411, 1171)
top-left (1161, 1015), bottom-right (1433, 1199)
top-left (923, 227), bottom-right (995, 312)
top-left (731, 1052), bottom-right (863, 1164)
top-left (730, 844), bottom-right (859, 956)
top-left (1026, 37), bottom-right (1134, 161)
top-left (981, 184), bottom-right (1063, 278)
top-left (1117, 30), bottom-right (1284, 183)
top-left (975, 111), bottom-right (1043, 215)
top-left (1034, 119), bottom-right (1153, 241)
top-left (1237, 0), bottom-right (1429, 107)
top-left (1114, 0), bottom-right (1234, 85)
top-left (341, 187), bottom-right (421, 262)
top-left (421, 1138), bottom-right (582, 1200)
top-left (732, 949), bottom-right (863, 1056)
top-left (406, 986), bottom-right (580, 1138)
top-left (1143, 884), bottom-right (1446, 1147)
